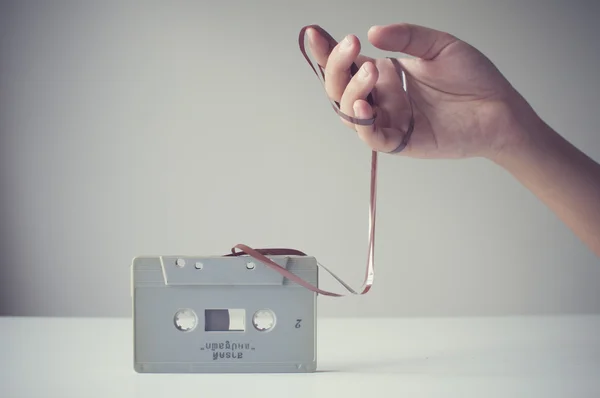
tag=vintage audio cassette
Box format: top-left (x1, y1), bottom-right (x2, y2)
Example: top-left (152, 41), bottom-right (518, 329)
top-left (131, 253), bottom-right (318, 373)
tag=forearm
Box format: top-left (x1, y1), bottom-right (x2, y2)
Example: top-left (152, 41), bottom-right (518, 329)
top-left (493, 111), bottom-right (600, 256)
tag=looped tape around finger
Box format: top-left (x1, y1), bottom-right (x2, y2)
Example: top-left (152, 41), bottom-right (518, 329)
top-left (226, 25), bottom-right (414, 297)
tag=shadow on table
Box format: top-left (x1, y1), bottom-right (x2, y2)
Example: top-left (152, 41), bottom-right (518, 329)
top-left (316, 357), bottom-right (434, 374)
top-left (314, 350), bottom-right (504, 376)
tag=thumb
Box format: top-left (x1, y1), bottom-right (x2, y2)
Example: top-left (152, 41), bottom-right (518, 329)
top-left (367, 23), bottom-right (458, 60)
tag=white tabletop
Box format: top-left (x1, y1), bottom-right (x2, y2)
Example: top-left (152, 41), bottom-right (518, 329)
top-left (1, 315), bottom-right (599, 398)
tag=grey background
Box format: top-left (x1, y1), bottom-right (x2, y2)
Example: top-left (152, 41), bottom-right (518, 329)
top-left (1, 0), bottom-right (598, 318)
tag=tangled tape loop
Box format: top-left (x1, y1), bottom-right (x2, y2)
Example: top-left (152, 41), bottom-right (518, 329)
top-left (226, 25), bottom-right (415, 297)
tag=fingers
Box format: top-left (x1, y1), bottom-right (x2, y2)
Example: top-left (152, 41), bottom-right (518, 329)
top-left (323, 34), bottom-right (362, 102)
top-left (306, 27), bottom-right (370, 103)
top-left (368, 23), bottom-right (458, 60)
top-left (352, 99), bottom-right (405, 153)
top-left (339, 61), bottom-right (378, 128)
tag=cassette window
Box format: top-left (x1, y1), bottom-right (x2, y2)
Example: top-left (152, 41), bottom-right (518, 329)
top-left (204, 309), bottom-right (245, 332)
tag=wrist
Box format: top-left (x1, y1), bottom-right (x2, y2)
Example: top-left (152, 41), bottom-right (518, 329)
top-left (486, 92), bottom-right (552, 170)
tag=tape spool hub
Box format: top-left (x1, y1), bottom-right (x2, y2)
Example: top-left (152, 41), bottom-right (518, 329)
top-left (252, 309), bottom-right (276, 332)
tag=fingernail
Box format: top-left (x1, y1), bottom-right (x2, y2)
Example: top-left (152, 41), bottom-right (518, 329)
top-left (359, 64), bottom-right (370, 78)
top-left (353, 102), bottom-right (362, 117)
top-left (341, 35), bottom-right (352, 50)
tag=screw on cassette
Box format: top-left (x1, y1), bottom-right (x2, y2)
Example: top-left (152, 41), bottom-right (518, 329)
top-left (226, 24), bottom-right (415, 297)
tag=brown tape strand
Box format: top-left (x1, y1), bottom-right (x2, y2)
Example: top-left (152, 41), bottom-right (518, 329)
top-left (225, 25), bottom-right (413, 297)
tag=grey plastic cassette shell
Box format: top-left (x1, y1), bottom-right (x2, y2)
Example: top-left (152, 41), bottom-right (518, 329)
top-left (131, 254), bottom-right (318, 373)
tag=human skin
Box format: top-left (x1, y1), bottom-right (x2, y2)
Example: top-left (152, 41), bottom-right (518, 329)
top-left (306, 23), bottom-right (600, 257)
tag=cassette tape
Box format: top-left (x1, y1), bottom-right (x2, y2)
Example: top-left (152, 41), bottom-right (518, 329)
top-left (131, 253), bottom-right (318, 373)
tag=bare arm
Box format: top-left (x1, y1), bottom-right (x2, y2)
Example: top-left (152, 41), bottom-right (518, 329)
top-left (493, 104), bottom-right (600, 256)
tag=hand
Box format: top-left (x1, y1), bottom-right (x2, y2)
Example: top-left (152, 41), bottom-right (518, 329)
top-left (306, 23), bottom-right (534, 160)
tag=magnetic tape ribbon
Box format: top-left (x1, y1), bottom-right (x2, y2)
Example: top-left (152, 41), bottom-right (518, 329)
top-left (225, 25), bottom-right (414, 297)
